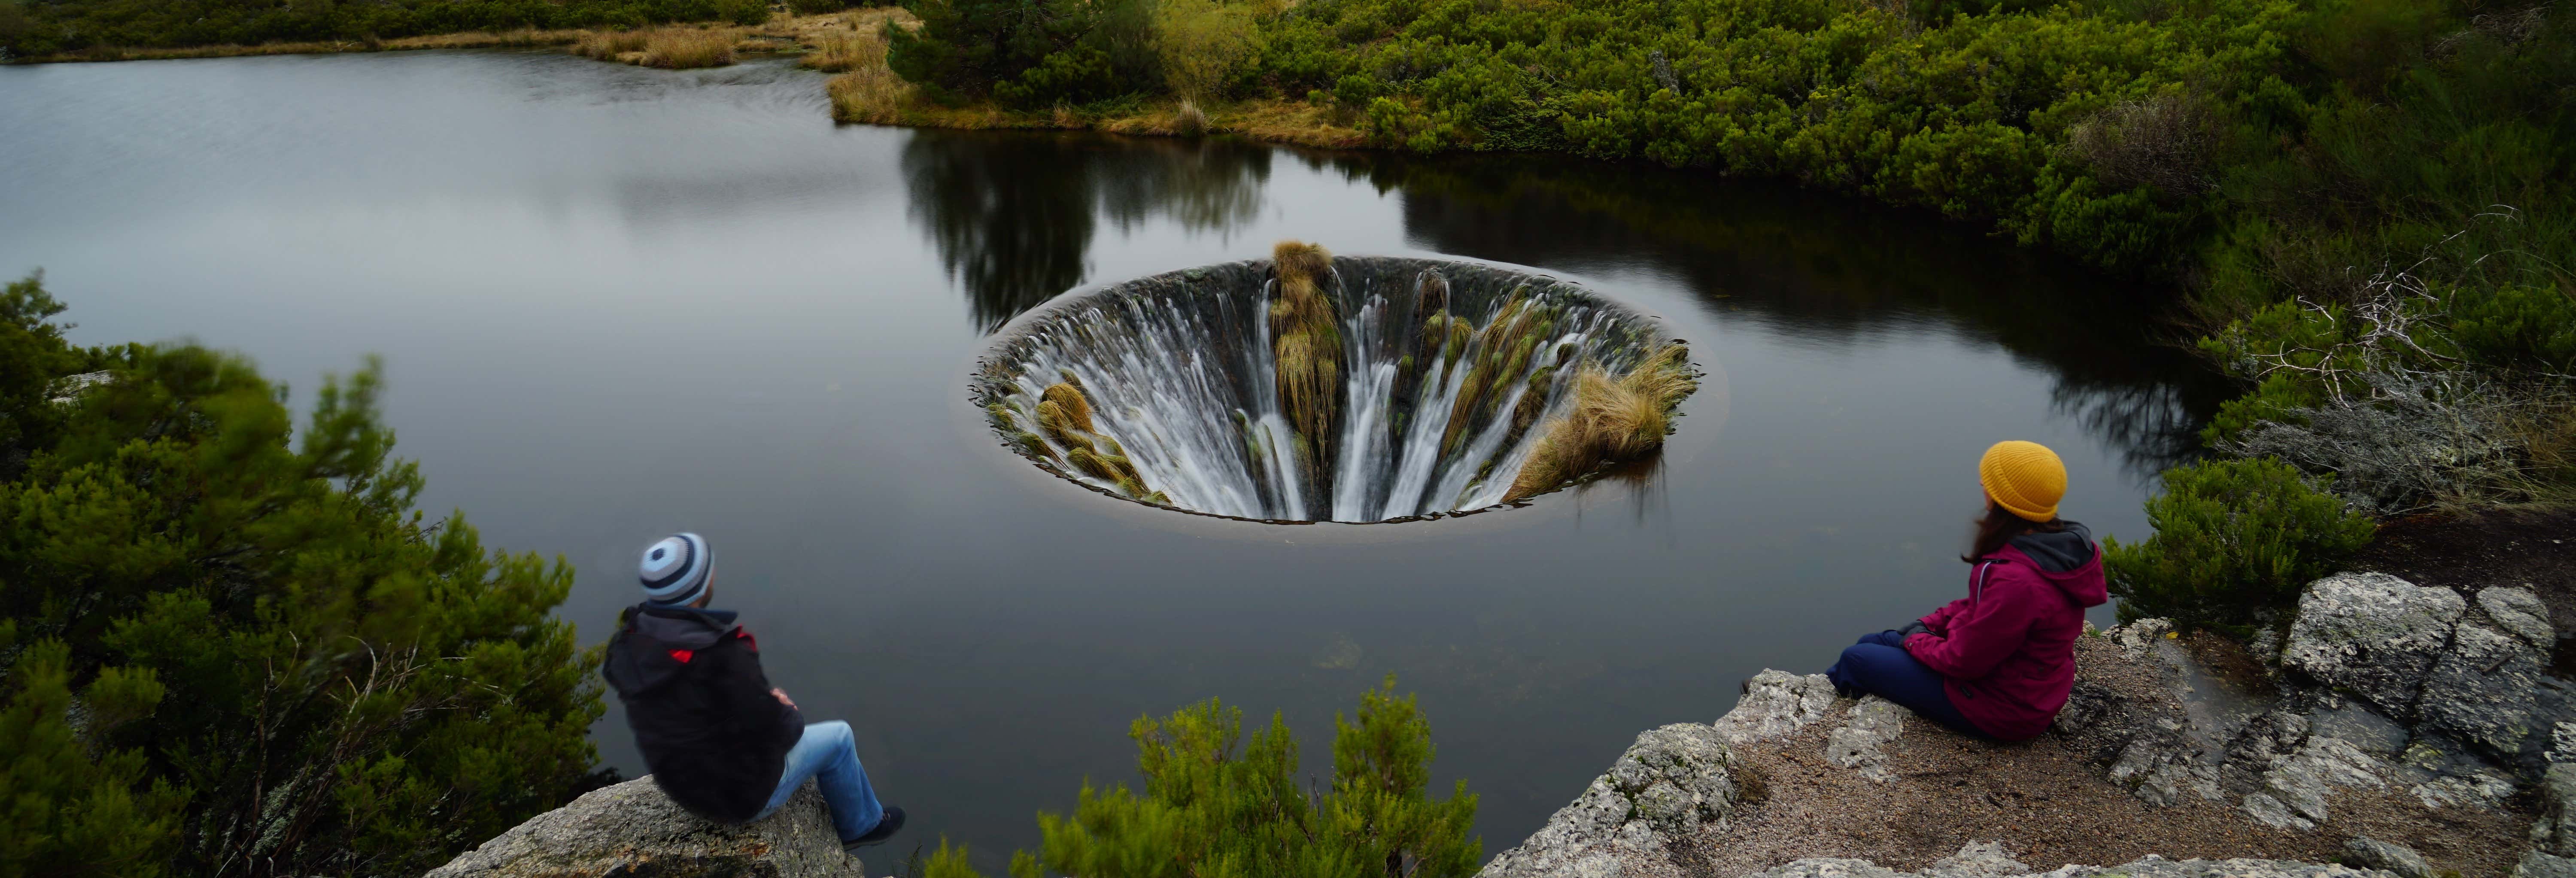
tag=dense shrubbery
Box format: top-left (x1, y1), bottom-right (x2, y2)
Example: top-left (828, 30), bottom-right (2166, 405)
top-left (2104, 457), bottom-right (2376, 630)
top-left (0, 273), bottom-right (606, 876)
top-left (924, 677), bottom-right (1481, 878)
top-left (1, 0), bottom-right (766, 56)
top-left (886, 0), bottom-right (1160, 106)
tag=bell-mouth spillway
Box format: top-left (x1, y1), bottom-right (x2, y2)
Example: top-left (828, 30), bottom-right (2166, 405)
top-left (972, 246), bottom-right (1698, 524)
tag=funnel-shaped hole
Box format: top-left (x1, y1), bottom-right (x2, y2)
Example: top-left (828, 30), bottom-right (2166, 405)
top-left (975, 252), bottom-right (1693, 523)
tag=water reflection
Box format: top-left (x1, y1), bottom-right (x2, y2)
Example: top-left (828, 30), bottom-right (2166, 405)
top-left (904, 132), bottom-right (1270, 330)
top-left (1306, 152), bottom-right (2229, 479)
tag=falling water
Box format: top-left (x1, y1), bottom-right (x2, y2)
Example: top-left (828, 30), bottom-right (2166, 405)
top-left (975, 256), bottom-right (1678, 523)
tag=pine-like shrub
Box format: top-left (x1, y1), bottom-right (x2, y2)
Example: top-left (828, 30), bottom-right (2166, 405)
top-left (0, 272), bottom-right (606, 876)
top-left (2105, 457), bottom-right (2377, 629)
top-left (996, 677), bottom-right (1480, 878)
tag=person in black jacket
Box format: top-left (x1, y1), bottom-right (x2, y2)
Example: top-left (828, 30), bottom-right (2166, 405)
top-left (601, 532), bottom-right (905, 852)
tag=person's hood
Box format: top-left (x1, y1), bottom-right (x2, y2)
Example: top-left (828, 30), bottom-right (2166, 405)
top-left (2005, 521), bottom-right (2108, 608)
top-left (602, 605), bottom-right (739, 696)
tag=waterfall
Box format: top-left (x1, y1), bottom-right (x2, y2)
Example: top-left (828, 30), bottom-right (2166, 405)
top-left (977, 256), bottom-right (1678, 523)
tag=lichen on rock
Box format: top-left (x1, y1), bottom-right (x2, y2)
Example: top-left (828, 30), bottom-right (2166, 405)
top-left (425, 777), bottom-right (863, 878)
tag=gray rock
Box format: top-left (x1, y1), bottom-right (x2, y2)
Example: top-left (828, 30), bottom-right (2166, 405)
top-left (1824, 697), bottom-right (1910, 783)
top-left (2308, 704), bottom-right (2409, 756)
top-left (2242, 736), bottom-right (2389, 830)
top-left (1920, 841), bottom-right (2032, 878)
top-left (2519, 851), bottom-right (2576, 878)
top-left (2541, 763), bottom-right (2576, 856)
top-left (2113, 619), bottom-right (2177, 659)
top-left (1748, 851), bottom-right (2389, 878)
top-left (425, 777), bottom-right (864, 878)
top-left (1480, 723), bottom-right (1742, 878)
top-left (1718, 670), bottom-right (1839, 745)
top-left (2110, 724), bottom-right (2220, 807)
top-left (2418, 613), bottom-right (2552, 763)
top-left (2281, 573), bottom-right (2466, 720)
top-left (2341, 837), bottom-right (2433, 878)
top-left (2481, 586), bottom-right (2557, 649)
top-left (2052, 681), bottom-right (2126, 737)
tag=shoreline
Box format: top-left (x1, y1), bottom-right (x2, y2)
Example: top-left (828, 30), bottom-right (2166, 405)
top-left (11, 28), bottom-right (587, 64)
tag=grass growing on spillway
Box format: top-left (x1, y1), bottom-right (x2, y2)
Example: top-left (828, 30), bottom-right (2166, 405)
top-left (1030, 379), bottom-right (1169, 505)
top-left (1507, 343), bottom-right (1696, 503)
top-left (1270, 240), bottom-right (1343, 494)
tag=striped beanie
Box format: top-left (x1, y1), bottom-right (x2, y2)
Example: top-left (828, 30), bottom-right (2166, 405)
top-left (639, 533), bottom-right (714, 607)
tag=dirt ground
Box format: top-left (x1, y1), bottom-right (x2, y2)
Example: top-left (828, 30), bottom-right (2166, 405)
top-left (2352, 505), bottom-right (2576, 665)
top-left (1688, 636), bottom-right (2535, 878)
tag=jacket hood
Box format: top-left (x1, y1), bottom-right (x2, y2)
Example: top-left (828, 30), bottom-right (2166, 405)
top-left (602, 605), bottom-right (739, 696)
top-left (2004, 521), bottom-right (2107, 608)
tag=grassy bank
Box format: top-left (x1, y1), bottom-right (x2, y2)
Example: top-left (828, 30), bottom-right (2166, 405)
top-left (11, 27), bottom-right (584, 63)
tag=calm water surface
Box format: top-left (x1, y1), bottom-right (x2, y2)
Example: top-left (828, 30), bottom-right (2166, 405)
top-left (0, 50), bottom-right (2221, 867)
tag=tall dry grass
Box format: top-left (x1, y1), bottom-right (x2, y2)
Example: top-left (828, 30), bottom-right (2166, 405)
top-left (641, 28), bottom-right (736, 68)
top-left (570, 24), bottom-right (736, 69)
top-left (1505, 343), bottom-right (1697, 501)
top-left (571, 28), bottom-right (650, 60)
top-left (818, 15), bottom-right (919, 124)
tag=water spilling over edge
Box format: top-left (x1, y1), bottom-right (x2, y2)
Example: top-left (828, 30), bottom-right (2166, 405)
top-left (973, 255), bottom-right (1690, 523)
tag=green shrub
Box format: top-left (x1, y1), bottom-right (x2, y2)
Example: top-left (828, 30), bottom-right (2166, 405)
top-left (2447, 283), bottom-right (2576, 375)
top-left (0, 621), bottom-right (186, 878)
top-left (982, 677), bottom-right (1479, 878)
top-left (2106, 457), bottom-right (2377, 629)
top-left (889, 0), bottom-right (1154, 104)
top-left (0, 273), bottom-right (605, 876)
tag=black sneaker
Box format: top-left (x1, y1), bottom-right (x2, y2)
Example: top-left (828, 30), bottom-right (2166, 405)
top-left (841, 807), bottom-right (905, 852)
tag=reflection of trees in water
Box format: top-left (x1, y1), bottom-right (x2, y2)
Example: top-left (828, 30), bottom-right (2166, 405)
top-left (1310, 151), bottom-right (2228, 480)
top-left (902, 132), bottom-right (1270, 331)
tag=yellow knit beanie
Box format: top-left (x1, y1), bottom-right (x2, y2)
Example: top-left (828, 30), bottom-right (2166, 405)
top-left (1978, 440), bottom-right (2066, 522)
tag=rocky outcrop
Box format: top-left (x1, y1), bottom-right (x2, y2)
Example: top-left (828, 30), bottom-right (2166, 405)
top-left (2282, 574), bottom-right (2571, 773)
top-left (425, 777), bottom-right (866, 878)
top-left (1748, 842), bottom-right (2390, 878)
top-left (1479, 723), bottom-right (1748, 878)
top-left (1486, 568), bottom-right (2568, 878)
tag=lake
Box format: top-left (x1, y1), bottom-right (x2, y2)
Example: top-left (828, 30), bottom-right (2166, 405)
top-left (0, 49), bottom-right (2222, 869)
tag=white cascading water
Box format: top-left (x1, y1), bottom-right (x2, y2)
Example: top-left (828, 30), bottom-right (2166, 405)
top-left (978, 257), bottom-right (1669, 523)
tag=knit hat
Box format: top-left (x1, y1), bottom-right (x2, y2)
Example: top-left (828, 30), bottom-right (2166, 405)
top-left (1978, 441), bottom-right (2066, 523)
top-left (639, 533), bottom-right (714, 607)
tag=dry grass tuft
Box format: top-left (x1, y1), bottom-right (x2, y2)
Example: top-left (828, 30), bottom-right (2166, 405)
top-left (1040, 382), bottom-right (1095, 432)
top-left (1269, 240), bottom-right (1343, 471)
top-left (571, 25), bottom-right (735, 69)
top-left (640, 27), bottom-right (736, 68)
top-left (1505, 342), bottom-right (1696, 501)
top-left (801, 28), bottom-right (877, 73)
top-left (571, 28), bottom-right (650, 60)
top-left (817, 10), bottom-right (921, 125)
top-left (1174, 98), bottom-right (1212, 137)
top-left (1030, 381), bottom-right (1161, 501)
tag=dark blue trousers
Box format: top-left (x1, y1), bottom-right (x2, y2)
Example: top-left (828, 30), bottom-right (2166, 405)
top-left (1823, 631), bottom-right (1990, 739)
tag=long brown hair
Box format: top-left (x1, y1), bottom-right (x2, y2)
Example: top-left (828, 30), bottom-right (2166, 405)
top-left (1963, 501), bottom-right (2065, 563)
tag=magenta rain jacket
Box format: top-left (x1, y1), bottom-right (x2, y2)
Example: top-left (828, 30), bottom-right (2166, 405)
top-left (1901, 524), bottom-right (2109, 741)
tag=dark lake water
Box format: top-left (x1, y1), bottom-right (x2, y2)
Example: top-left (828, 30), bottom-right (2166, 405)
top-left (0, 50), bottom-right (2224, 868)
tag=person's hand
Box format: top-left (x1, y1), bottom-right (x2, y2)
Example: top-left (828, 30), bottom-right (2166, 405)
top-left (772, 688), bottom-right (796, 709)
top-left (1896, 620), bottom-right (1930, 638)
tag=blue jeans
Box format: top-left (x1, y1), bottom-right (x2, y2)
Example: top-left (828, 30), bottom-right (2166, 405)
top-left (755, 720), bottom-right (885, 841)
top-left (1824, 631), bottom-right (1990, 739)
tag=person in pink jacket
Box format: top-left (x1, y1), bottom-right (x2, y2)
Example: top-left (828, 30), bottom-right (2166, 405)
top-left (1824, 441), bottom-right (2110, 741)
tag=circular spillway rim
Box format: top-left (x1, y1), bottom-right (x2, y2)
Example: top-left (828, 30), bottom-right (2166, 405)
top-left (967, 253), bottom-right (1695, 526)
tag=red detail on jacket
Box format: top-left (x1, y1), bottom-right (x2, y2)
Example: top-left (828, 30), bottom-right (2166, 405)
top-left (667, 649), bottom-right (695, 663)
top-left (736, 630), bottom-right (757, 652)
top-left (1902, 543), bottom-right (2109, 741)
